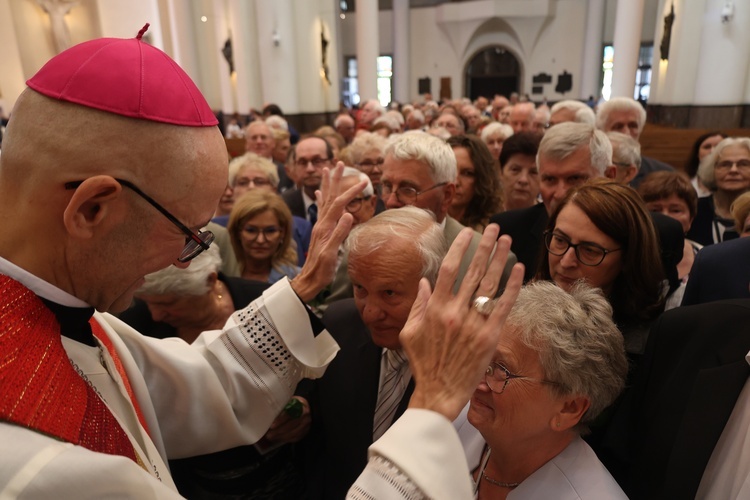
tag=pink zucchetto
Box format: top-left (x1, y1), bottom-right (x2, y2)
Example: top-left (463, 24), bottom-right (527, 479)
top-left (26, 24), bottom-right (218, 127)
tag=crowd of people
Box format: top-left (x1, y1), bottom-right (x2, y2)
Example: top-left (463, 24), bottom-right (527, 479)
top-left (2, 27), bottom-right (750, 500)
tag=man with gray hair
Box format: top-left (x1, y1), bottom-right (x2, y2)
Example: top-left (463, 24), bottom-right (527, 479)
top-left (490, 122), bottom-right (613, 281)
top-left (606, 131), bottom-right (641, 185)
top-left (326, 131), bottom-right (515, 303)
top-left (357, 99), bottom-right (385, 131)
top-left (491, 121), bottom-right (684, 290)
top-left (302, 207), bottom-right (461, 499)
top-left (596, 96), bottom-right (673, 187)
top-left (549, 99), bottom-right (596, 128)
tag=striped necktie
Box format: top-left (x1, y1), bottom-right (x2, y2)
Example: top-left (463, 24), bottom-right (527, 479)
top-left (373, 348), bottom-right (410, 441)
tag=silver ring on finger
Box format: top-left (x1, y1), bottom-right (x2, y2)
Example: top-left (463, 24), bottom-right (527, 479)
top-left (473, 296), bottom-right (496, 317)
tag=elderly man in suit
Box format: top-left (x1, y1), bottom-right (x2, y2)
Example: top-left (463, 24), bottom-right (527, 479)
top-left (595, 97), bottom-right (673, 188)
top-left (325, 131), bottom-right (516, 304)
top-left (302, 207), bottom-right (485, 499)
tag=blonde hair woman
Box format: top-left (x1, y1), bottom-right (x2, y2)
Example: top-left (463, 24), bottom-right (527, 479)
top-left (228, 190), bottom-right (300, 283)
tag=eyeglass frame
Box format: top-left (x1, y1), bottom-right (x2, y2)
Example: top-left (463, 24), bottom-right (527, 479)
top-left (294, 156), bottom-right (332, 169)
top-left (356, 158), bottom-right (385, 172)
top-left (715, 159), bottom-right (750, 171)
top-left (242, 225), bottom-right (283, 241)
top-left (345, 196), bottom-right (372, 214)
top-left (543, 230), bottom-right (621, 267)
top-left (485, 361), bottom-right (561, 395)
top-left (380, 181), bottom-right (448, 205)
top-left (64, 178), bottom-right (213, 263)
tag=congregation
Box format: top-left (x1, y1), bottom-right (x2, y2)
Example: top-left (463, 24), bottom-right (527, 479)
top-left (2, 24), bottom-right (750, 500)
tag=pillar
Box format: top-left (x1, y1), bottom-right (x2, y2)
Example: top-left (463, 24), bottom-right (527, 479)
top-left (580, 0), bottom-right (605, 100)
top-left (355, 0), bottom-right (379, 103)
top-left (392, 0), bottom-right (409, 103)
top-left (610, 0), bottom-right (645, 99)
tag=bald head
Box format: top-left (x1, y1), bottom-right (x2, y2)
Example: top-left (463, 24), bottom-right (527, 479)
top-left (0, 89), bottom-right (228, 312)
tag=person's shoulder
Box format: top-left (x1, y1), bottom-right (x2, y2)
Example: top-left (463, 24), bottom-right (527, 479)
top-left (281, 188), bottom-right (301, 203)
top-left (322, 298), bottom-right (368, 344)
top-left (697, 235), bottom-right (750, 260)
top-left (641, 156), bottom-right (675, 171)
top-left (490, 204), bottom-right (545, 227)
top-left (221, 274), bottom-right (270, 305)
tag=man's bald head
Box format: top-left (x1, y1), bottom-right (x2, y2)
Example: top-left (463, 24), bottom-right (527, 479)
top-left (0, 90), bottom-right (227, 312)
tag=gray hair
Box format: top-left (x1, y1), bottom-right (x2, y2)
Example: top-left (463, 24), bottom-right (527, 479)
top-left (385, 131), bottom-right (458, 183)
top-left (374, 115), bottom-right (401, 132)
top-left (346, 206), bottom-right (446, 286)
top-left (481, 122), bottom-right (514, 142)
top-left (337, 166), bottom-right (374, 197)
top-left (364, 99), bottom-right (385, 117)
top-left (507, 281), bottom-right (628, 430)
top-left (409, 109), bottom-right (425, 124)
top-left (228, 152), bottom-right (279, 188)
top-left (698, 137), bottom-right (750, 191)
top-left (550, 100), bottom-right (596, 125)
top-left (385, 110), bottom-right (405, 126)
top-left (538, 122), bottom-right (611, 176)
top-left (607, 132), bottom-right (642, 169)
top-left (136, 244), bottom-right (222, 296)
top-left (349, 132), bottom-right (387, 165)
top-left (265, 115), bottom-right (288, 131)
top-left (596, 97), bottom-right (646, 134)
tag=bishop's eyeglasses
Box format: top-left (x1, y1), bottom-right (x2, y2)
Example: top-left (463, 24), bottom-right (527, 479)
top-left (65, 178), bottom-right (213, 263)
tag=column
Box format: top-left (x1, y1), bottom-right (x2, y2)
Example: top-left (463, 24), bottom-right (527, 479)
top-left (228, 0), bottom-right (262, 114)
top-left (649, 0), bottom-right (706, 105)
top-left (693, 0), bottom-right (750, 105)
top-left (254, 0), bottom-right (300, 113)
top-left (610, 0), bottom-right (645, 98)
top-left (355, 0), bottom-right (379, 103)
top-left (579, 0), bottom-right (605, 100)
top-left (392, 0), bottom-right (409, 103)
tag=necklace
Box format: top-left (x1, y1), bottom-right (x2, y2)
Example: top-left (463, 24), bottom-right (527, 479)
top-left (482, 473), bottom-right (520, 489)
top-left (474, 445), bottom-right (522, 494)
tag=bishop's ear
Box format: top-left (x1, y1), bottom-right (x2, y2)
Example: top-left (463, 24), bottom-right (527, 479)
top-left (63, 175), bottom-right (124, 238)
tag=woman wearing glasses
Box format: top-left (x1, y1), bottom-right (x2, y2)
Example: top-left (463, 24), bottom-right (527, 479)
top-left (537, 180), bottom-right (665, 361)
top-left (349, 131), bottom-right (387, 191)
top-left (228, 190), bottom-right (300, 284)
top-left (688, 137), bottom-right (750, 246)
top-left (468, 281), bottom-right (628, 499)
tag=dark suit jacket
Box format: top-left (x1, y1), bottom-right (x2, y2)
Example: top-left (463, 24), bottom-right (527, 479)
top-left (282, 187), bottom-right (307, 221)
top-left (489, 203), bottom-right (549, 282)
top-left (630, 155), bottom-right (674, 189)
top-left (682, 236), bottom-right (750, 306)
top-left (602, 300), bottom-right (750, 499)
top-left (303, 299), bottom-right (414, 500)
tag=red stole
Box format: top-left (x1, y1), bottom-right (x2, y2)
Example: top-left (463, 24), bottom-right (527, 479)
top-left (0, 274), bottom-right (144, 466)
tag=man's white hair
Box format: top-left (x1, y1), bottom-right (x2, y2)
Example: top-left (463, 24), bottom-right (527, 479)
top-left (596, 97), bottom-right (646, 134)
top-left (265, 115), bottom-right (289, 131)
top-left (538, 122), bottom-right (612, 176)
top-left (550, 100), bottom-right (595, 125)
top-left (386, 131), bottom-right (457, 184)
top-left (337, 166), bottom-right (374, 197)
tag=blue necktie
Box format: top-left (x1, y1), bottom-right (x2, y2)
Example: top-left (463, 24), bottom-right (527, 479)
top-left (308, 203), bottom-right (318, 225)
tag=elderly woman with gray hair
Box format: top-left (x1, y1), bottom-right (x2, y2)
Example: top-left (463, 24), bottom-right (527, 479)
top-left (119, 245), bottom-right (309, 498)
top-left (349, 131), bottom-right (388, 191)
top-left (469, 281), bottom-right (628, 499)
top-left (120, 244), bottom-right (269, 344)
top-left (689, 137), bottom-right (750, 245)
